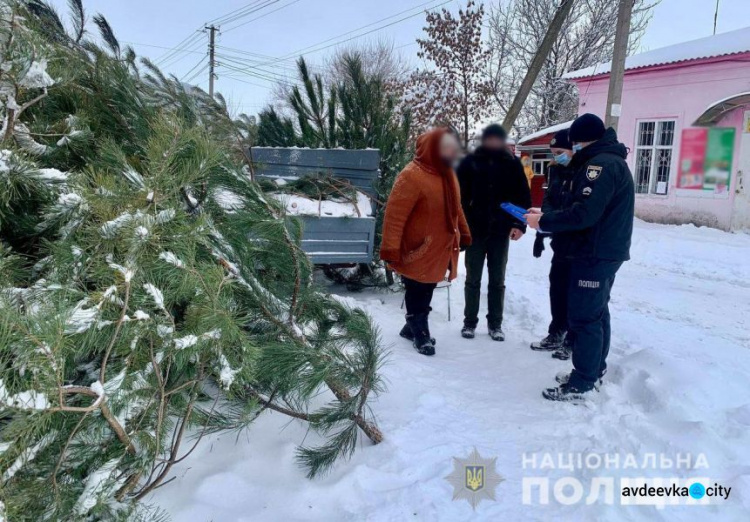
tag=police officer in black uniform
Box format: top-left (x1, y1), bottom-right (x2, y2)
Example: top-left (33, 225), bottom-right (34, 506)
top-left (530, 129), bottom-right (576, 357)
top-left (525, 113), bottom-right (635, 401)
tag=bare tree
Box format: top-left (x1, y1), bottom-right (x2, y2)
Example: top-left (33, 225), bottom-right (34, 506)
top-left (326, 39), bottom-right (409, 84)
top-left (487, 0), bottom-right (658, 137)
top-left (501, 0), bottom-right (576, 130)
top-left (405, 1), bottom-right (493, 147)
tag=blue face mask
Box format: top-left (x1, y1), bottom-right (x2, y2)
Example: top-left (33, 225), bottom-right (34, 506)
top-left (572, 143), bottom-right (583, 153)
top-left (554, 152), bottom-right (571, 166)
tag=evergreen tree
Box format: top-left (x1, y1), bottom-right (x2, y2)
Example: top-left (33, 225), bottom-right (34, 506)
top-left (288, 58), bottom-right (337, 148)
top-left (257, 107), bottom-right (297, 147)
top-left (0, 1), bottom-right (385, 519)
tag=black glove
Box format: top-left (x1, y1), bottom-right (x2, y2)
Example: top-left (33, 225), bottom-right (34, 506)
top-left (533, 234), bottom-right (545, 258)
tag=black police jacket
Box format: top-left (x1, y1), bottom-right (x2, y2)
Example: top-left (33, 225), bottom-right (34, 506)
top-left (538, 128), bottom-right (635, 261)
top-left (457, 146), bottom-right (532, 239)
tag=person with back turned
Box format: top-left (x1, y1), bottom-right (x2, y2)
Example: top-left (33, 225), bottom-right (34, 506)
top-left (380, 128), bottom-right (471, 357)
top-left (525, 114), bottom-right (635, 402)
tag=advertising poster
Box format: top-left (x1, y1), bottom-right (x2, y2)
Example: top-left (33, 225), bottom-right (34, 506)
top-left (677, 128), bottom-right (707, 189)
top-left (678, 127), bottom-right (735, 193)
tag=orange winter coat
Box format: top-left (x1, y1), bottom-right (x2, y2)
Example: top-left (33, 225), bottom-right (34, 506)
top-left (380, 129), bottom-right (472, 284)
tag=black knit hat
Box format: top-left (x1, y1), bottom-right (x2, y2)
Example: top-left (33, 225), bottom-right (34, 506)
top-left (482, 123), bottom-right (508, 141)
top-left (550, 129), bottom-right (572, 150)
top-left (569, 113), bottom-right (606, 143)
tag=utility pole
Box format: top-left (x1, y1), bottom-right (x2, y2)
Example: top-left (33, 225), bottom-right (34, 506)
top-left (206, 24), bottom-right (218, 97)
top-left (604, 0), bottom-right (633, 131)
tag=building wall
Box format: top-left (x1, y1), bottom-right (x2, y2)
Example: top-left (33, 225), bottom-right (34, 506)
top-left (572, 55), bottom-right (750, 230)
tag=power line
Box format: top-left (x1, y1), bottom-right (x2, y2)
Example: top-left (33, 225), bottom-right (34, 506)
top-left (122, 40), bottom-right (205, 56)
top-left (207, 0), bottom-right (269, 25)
top-left (155, 31), bottom-right (204, 66)
top-left (220, 74), bottom-right (278, 90)
top-left (223, 0), bottom-right (304, 33)
top-left (210, 0), bottom-right (282, 28)
top-left (159, 37), bottom-right (207, 69)
top-left (214, 54), bottom-right (295, 84)
top-left (215, 49), bottom-right (303, 76)
top-left (271, 0), bottom-right (448, 62)
top-left (185, 63), bottom-right (209, 84)
top-left (212, 1), bottom-right (449, 92)
top-left (217, 53), bottom-right (298, 80)
top-left (216, 45), bottom-right (320, 73)
top-left (181, 55), bottom-right (208, 82)
top-left (218, 61), bottom-right (297, 88)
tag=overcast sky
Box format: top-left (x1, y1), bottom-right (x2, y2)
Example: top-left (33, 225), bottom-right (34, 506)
top-left (48, 0), bottom-right (749, 115)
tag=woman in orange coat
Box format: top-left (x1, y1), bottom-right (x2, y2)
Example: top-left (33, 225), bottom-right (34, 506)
top-left (380, 128), bottom-right (472, 356)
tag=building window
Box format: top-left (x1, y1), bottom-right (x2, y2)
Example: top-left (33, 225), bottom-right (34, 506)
top-left (531, 152), bottom-right (551, 178)
top-left (635, 120), bottom-right (675, 195)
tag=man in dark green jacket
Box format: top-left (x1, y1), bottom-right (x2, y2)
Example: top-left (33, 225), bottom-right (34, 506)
top-left (525, 113), bottom-right (635, 401)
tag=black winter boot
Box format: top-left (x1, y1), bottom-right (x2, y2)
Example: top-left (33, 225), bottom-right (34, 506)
top-left (551, 334), bottom-right (573, 360)
top-left (461, 325), bottom-right (476, 339)
top-left (488, 325), bottom-right (505, 342)
top-left (530, 331), bottom-right (565, 351)
top-left (555, 368), bottom-right (606, 390)
top-left (406, 313), bottom-right (435, 356)
top-left (400, 322), bottom-right (436, 345)
top-left (542, 382), bottom-right (594, 403)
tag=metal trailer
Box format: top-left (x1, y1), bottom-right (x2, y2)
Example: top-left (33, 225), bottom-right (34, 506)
top-left (252, 147), bottom-right (379, 265)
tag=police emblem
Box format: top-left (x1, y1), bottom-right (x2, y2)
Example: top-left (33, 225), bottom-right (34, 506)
top-left (466, 466), bottom-right (484, 491)
top-left (446, 448), bottom-right (504, 510)
top-left (550, 138), bottom-right (557, 146)
top-left (582, 186), bottom-right (593, 196)
top-left (586, 165), bottom-right (603, 181)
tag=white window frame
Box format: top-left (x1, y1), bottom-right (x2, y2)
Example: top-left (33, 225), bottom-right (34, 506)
top-left (634, 119), bottom-right (677, 196)
top-left (531, 152), bottom-right (552, 178)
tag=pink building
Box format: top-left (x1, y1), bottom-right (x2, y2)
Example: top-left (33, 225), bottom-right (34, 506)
top-left (563, 27), bottom-right (750, 231)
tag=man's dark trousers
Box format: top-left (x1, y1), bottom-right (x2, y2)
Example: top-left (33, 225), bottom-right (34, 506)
top-left (463, 233), bottom-right (510, 328)
top-left (548, 256), bottom-right (571, 335)
top-left (567, 259), bottom-right (623, 390)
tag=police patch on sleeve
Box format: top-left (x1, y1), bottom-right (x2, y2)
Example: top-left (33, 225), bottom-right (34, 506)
top-left (582, 186), bottom-right (592, 196)
top-left (586, 165), bottom-right (603, 181)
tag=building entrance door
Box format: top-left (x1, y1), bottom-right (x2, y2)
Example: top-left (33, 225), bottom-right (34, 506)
top-left (731, 111), bottom-right (750, 230)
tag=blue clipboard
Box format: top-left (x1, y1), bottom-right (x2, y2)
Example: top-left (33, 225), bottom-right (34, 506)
top-left (500, 202), bottom-right (528, 225)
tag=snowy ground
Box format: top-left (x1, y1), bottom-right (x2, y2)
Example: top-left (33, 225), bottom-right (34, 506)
top-left (152, 220), bottom-right (750, 521)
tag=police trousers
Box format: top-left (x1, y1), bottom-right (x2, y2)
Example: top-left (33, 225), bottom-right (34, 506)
top-left (548, 256), bottom-right (571, 336)
top-left (567, 259), bottom-right (623, 390)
